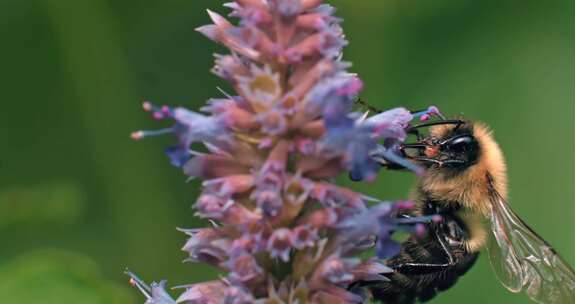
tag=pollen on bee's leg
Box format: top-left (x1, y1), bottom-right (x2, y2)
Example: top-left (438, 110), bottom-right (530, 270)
top-left (424, 146), bottom-right (439, 158)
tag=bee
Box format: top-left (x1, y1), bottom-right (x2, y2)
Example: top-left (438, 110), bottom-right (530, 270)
top-left (356, 115), bottom-right (575, 303)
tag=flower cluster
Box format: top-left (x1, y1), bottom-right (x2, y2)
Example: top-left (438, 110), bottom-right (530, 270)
top-left (127, 1), bottom-right (441, 303)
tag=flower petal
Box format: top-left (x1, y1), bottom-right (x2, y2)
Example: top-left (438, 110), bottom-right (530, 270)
top-left (225, 254), bottom-right (264, 284)
top-left (267, 228), bottom-right (294, 262)
top-left (176, 281), bottom-right (225, 303)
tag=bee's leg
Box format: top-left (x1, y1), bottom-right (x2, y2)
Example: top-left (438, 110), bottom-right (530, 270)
top-left (353, 99), bottom-right (432, 121)
top-left (407, 127), bottom-right (423, 141)
top-left (393, 230), bottom-right (456, 275)
top-left (394, 262), bottom-right (452, 275)
top-left (355, 99), bottom-right (429, 115)
top-left (394, 259), bottom-right (456, 275)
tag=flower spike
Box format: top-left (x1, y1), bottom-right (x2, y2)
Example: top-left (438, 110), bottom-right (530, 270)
top-left (130, 1), bottom-right (442, 303)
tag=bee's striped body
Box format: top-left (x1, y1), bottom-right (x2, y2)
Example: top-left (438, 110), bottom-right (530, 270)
top-left (368, 198), bottom-right (479, 303)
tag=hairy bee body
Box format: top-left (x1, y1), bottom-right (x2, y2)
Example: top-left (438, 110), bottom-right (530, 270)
top-left (361, 122), bottom-right (493, 303)
top-left (358, 119), bottom-right (575, 304)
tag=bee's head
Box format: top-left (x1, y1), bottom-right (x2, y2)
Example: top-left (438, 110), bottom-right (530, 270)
top-left (379, 117), bottom-right (507, 215)
top-left (402, 120), bottom-right (481, 174)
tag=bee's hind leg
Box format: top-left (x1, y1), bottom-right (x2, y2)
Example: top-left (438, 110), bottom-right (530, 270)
top-left (393, 230), bottom-right (456, 275)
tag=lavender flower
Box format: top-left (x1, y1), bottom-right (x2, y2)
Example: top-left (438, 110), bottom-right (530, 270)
top-left (128, 1), bottom-right (441, 303)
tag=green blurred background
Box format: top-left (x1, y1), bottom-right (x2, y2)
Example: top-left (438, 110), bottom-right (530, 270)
top-left (2, 0), bottom-right (575, 303)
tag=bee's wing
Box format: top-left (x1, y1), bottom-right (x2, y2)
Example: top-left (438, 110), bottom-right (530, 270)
top-left (487, 194), bottom-right (575, 303)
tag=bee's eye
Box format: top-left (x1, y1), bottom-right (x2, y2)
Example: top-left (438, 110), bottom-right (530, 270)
top-left (446, 136), bottom-right (473, 152)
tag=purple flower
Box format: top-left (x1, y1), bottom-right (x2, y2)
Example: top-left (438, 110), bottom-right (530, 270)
top-left (267, 228), bottom-right (294, 262)
top-left (171, 108), bottom-right (231, 154)
top-left (305, 73), bottom-right (362, 116)
top-left (269, 0), bottom-right (301, 17)
top-left (237, 64), bottom-right (282, 109)
top-left (311, 288), bottom-right (364, 304)
top-left (132, 102), bottom-right (231, 167)
top-left (335, 203), bottom-right (394, 245)
top-left (320, 108), bottom-right (379, 181)
top-left (223, 286), bottom-right (256, 304)
top-left (320, 105), bottom-right (430, 181)
top-left (203, 174), bottom-right (254, 196)
top-left (311, 182), bottom-right (365, 210)
top-left (317, 255), bottom-right (359, 284)
top-left (125, 271), bottom-right (176, 304)
top-left (196, 10), bottom-right (261, 61)
top-left (294, 137), bottom-right (316, 155)
top-left (225, 254), bottom-right (264, 284)
top-left (176, 281), bottom-right (225, 303)
top-left (194, 191), bottom-right (261, 224)
top-left (230, 235), bottom-right (257, 257)
top-left (183, 154), bottom-right (250, 180)
top-left (376, 237), bottom-right (402, 260)
top-left (292, 225), bottom-right (318, 249)
top-left (260, 140), bottom-right (291, 173)
top-left (129, 1), bottom-right (441, 303)
top-left (363, 107), bottom-right (413, 140)
top-left (284, 175), bottom-right (313, 205)
top-left (179, 228), bottom-right (229, 265)
top-left (251, 188), bottom-right (283, 217)
top-left (284, 25), bottom-right (347, 62)
top-left (255, 169), bottom-right (283, 190)
top-left (304, 207), bottom-right (339, 229)
top-left (256, 108), bottom-right (289, 136)
top-left (228, 3), bottom-right (272, 25)
top-left (212, 53), bottom-right (249, 83)
top-left (335, 203), bottom-right (442, 259)
top-left (194, 192), bottom-right (231, 219)
top-left (352, 259), bottom-right (393, 282)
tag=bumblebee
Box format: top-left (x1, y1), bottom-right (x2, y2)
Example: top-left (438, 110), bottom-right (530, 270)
top-left (359, 117), bottom-right (575, 303)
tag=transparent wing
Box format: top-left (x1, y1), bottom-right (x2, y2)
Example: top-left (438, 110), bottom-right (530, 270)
top-left (487, 195), bottom-right (575, 303)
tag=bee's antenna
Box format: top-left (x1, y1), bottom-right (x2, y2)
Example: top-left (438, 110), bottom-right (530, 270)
top-left (407, 119), bottom-right (465, 132)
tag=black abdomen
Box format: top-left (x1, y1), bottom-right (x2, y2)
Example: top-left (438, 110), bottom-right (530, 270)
top-left (365, 201), bottom-right (479, 303)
